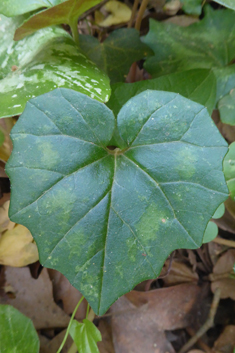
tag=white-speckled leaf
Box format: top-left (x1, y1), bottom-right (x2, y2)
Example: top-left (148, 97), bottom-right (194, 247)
top-left (213, 0), bottom-right (235, 10)
top-left (0, 15), bottom-right (110, 118)
top-left (0, 0), bottom-right (65, 17)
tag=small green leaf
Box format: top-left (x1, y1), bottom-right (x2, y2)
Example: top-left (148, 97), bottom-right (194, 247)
top-left (212, 203), bottom-right (225, 219)
top-left (0, 0), bottom-right (65, 17)
top-left (224, 142), bottom-right (235, 201)
top-left (180, 0), bottom-right (202, 15)
top-left (79, 29), bottom-right (153, 84)
top-left (203, 222), bottom-right (218, 243)
top-left (0, 304), bottom-right (39, 353)
top-left (218, 89), bottom-right (235, 125)
top-left (0, 15), bottom-right (110, 119)
top-left (107, 69), bottom-right (216, 116)
top-left (69, 319), bottom-right (101, 353)
top-left (6, 89), bottom-right (228, 315)
top-left (212, 0), bottom-right (235, 10)
top-left (142, 6), bottom-right (235, 78)
top-left (14, 0), bottom-right (103, 41)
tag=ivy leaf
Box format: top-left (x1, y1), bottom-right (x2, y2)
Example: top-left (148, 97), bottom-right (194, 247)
top-left (224, 142), bottom-right (235, 201)
top-left (69, 319), bottom-right (101, 353)
top-left (215, 65), bottom-right (235, 102)
top-left (0, 0), bottom-right (65, 17)
top-left (107, 69), bottom-right (216, 116)
top-left (14, 0), bottom-right (103, 41)
top-left (79, 29), bottom-right (152, 84)
top-left (6, 89), bottom-right (228, 315)
top-left (0, 15), bottom-right (110, 119)
top-left (212, 0), bottom-right (235, 10)
top-left (0, 304), bottom-right (39, 352)
top-left (142, 6), bottom-right (235, 78)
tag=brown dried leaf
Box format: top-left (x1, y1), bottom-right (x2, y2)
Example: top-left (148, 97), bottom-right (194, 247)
top-left (162, 260), bottom-right (198, 287)
top-left (97, 320), bottom-right (115, 353)
top-left (213, 325), bottom-right (235, 353)
top-left (48, 269), bottom-right (87, 320)
top-left (211, 249), bottom-right (235, 300)
top-left (110, 283), bottom-right (209, 353)
top-left (40, 329), bottom-right (73, 353)
top-left (0, 267), bottom-right (70, 329)
top-left (0, 224), bottom-right (39, 266)
top-left (0, 200), bottom-right (15, 233)
top-left (163, 15), bottom-right (199, 26)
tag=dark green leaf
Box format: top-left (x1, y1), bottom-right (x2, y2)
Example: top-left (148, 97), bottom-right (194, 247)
top-left (180, 0), bottom-right (202, 15)
top-left (69, 319), bottom-right (101, 353)
top-left (0, 0), bottom-right (65, 17)
top-left (212, 0), bottom-right (235, 10)
top-left (142, 6), bottom-right (235, 78)
top-left (79, 29), bottom-right (153, 84)
top-left (0, 304), bottom-right (39, 353)
top-left (6, 89), bottom-right (228, 315)
top-left (107, 69), bottom-right (216, 116)
top-left (14, 0), bottom-right (103, 41)
top-left (224, 142), bottom-right (235, 200)
top-left (0, 15), bottom-right (110, 119)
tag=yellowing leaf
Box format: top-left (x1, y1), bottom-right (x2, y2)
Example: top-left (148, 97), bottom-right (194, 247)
top-left (0, 201), bottom-right (15, 233)
top-left (97, 1), bottom-right (131, 27)
top-left (0, 224), bottom-right (39, 267)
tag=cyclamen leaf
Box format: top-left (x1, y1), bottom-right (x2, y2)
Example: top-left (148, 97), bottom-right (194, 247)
top-left (69, 319), bottom-right (101, 353)
top-left (0, 305), bottom-right (39, 353)
top-left (0, 15), bottom-right (110, 119)
top-left (79, 29), bottom-right (153, 84)
top-left (14, 0), bottom-right (103, 41)
top-left (107, 69), bottom-right (216, 116)
top-left (6, 89), bottom-right (228, 315)
top-left (212, 0), bottom-right (235, 10)
top-left (142, 6), bottom-right (235, 78)
top-left (0, 0), bottom-right (65, 17)
top-left (223, 142), bottom-right (235, 201)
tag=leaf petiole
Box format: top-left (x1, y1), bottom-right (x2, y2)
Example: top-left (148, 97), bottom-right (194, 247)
top-left (56, 296), bottom-right (84, 353)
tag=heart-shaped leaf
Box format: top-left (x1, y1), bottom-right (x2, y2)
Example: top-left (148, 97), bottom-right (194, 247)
top-left (0, 304), bottom-right (39, 353)
top-left (70, 319), bottom-right (101, 353)
top-left (0, 15), bottom-right (110, 119)
top-left (142, 6), bottom-right (235, 78)
top-left (6, 89), bottom-right (228, 315)
top-left (14, 0), bottom-right (103, 41)
top-left (0, 0), bottom-right (65, 17)
top-left (107, 69), bottom-right (216, 116)
top-left (79, 29), bottom-right (152, 84)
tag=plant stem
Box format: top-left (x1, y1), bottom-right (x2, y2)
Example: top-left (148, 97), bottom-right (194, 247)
top-left (70, 20), bottom-right (80, 47)
top-left (56, 296), bottom-right (84, 353)
top-left (212, 237), bottom-right (235, 248)
top-left (128, 0), bottom-right (140, 28)
top-left (135, 0), bottom-right (149, 31)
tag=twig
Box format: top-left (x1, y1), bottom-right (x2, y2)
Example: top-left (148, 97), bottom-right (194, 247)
top-left (178, 288), bottom-right (221, 353)
top-left (135, 0), bottom-right (149, 31)
top-left (212, 237), bottom-right (235, 248)
top-left (128, 0), bottom-right (140, 28)
top-left (78, 0), bottom-right (109, 22)
top-left (186, 327), bottom-right (213, 353)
